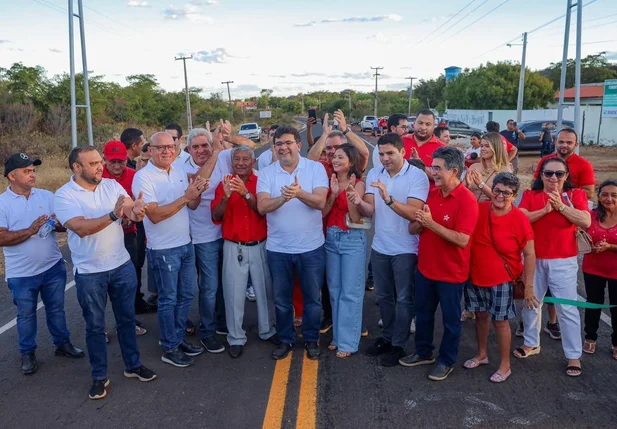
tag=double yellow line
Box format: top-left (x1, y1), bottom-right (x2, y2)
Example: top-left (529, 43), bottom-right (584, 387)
top-left (262, 353), bottom-right (319, 429)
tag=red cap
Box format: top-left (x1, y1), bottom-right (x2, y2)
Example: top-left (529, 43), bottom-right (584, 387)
top-left (104, 141), bottom-right (127, 161)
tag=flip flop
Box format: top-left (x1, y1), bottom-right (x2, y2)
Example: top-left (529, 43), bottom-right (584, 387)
top-left (612, 346), bottom-right (617, 361)
top-left (583, 340), bottom-right (596, 354)
top-left (513, 346), bottom-right (541, 359)
top-left (336, 351), bottom-right (352, 359)
top-left (566, 365), bottom-right (582, 377)
top-left (463, 357), bottom-right (489, 369)
top-left (490, 369), bottom-right (511, 383)
top-left (328, 343), bottom-right (338, 351)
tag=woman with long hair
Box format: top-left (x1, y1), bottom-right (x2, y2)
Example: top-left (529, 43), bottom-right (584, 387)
top-left (465, 132), bottom-right (511, 202)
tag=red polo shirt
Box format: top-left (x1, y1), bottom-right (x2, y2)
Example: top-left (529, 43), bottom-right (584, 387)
top-left (212, 173), bottom-right (267, 243)
top-left (103, 165), bottom-right (137, 234)
top-left (320, 160), bottom-right (334, 178)
top-left (418, 183), bottom-right (479, 283)
top-left (533, 153), bottom-right (595, 188)
top-left (402, 134), bottom-right (446, 167)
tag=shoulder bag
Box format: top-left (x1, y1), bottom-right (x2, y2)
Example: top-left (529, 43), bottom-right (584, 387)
top-left (563, 191), bottom-right (593, 254)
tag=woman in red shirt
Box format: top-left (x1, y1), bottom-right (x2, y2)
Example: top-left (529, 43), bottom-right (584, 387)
top-left (464, 172), bottom-right (538, 383)
top-left (517, 157), bottom-right (591, 377)
top-left (582, 180), bottom-right (617, 359)
top-left (322, 144), bottom-right (366, 358)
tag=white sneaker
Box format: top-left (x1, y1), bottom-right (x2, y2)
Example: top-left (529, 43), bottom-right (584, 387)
top-left (246, 285), bottom-right (256, 302)
top-left (378, 319), bottom-right (383, 328)
top-left (410, 319), bottom-right (416, 334)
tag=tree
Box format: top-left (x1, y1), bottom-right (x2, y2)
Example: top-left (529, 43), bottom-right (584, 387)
top-left (0, 63), bottom-right (51, 110)
top-left (539, 52), bottom-right (617, 89)
top-left (413, 76), bottom-right (446, 111)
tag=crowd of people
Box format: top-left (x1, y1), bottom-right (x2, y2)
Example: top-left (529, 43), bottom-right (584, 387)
top-left (1, 108), bottom-right (616, 401)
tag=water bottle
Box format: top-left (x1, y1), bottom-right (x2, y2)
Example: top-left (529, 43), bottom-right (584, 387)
top-left (37, 219), bottom-right (56, 239)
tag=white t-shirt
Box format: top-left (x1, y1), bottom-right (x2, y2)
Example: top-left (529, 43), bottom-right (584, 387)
top-left (132, 162), bottom-right (190, 250)
top-left (0, 187), bottom-right (63, 279)
top-left (366, 163), bottom-right (429, 256)
top-left (372, 146), bottom-right (383, 170)
top-left (257, 157), bottom-right (329, 254)
top-left (55, 178), bottom-right (131, 274)
top-left (257, 149), bottom-right (273, 171)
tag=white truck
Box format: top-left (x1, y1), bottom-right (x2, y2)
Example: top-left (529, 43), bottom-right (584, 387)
top-left (360, 116), bottom-right (376, 133)
top-left (238, 122), bottom-right (261, 142)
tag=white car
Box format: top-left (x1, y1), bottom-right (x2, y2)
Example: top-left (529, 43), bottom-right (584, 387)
top-left (360, 115), bottom-right (376, 133)
top-left (238, 122), bottom-right (261, 142)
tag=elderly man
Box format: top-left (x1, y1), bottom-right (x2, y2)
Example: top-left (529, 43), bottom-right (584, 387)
top-left (257, 125), bottom-right (329, 360)
top-left (133, 132), bottom-right (208, 368)
top-left (0, 153), bottom-right (84, 375)
top-left (212, 145), bottom-right (277, 358)
top-left (400, 147), bottom-right (479, 381)
top-left (55, 146), bottom-right (156, 400)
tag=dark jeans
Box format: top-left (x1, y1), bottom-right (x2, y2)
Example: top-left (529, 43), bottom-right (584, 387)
top-left (371, 250), bottom-right (416, 348)
top-left (194, 239), bottom-right (227, 338)
top-left (75, 260), bottom-right (141, 380)
top-left (415, 270), bottom-right (464, 367)
top-left (7, 259), bottom-right (71, 355)
top-left (584, 272), bottom-right (617, 346)
top-left (124, 231), bottom-right (144, 304)
top-left (322, 276), bottom-right (332, 320)
top-left (267, 246), bottom-right (325, 344)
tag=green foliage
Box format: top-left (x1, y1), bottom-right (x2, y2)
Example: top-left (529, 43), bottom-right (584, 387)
top-left (539, 52), bottom-right (617, 89)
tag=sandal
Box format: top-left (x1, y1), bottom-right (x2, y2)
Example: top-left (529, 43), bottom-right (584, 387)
top-left (135, 325), bottom-right (147, 336)
top-left (186, 319), bottom-right (196, 336)
top-left (583, 339), bottom-right (596, 354)
top-left (463, 357), bottom-right (489, 369)
top-left (566, 364), bottom-right (582, 377)
top-left (489, 369), bottom-right (511, 383)
top-left (336, 351), bottom-right (352, 359)
top-left (612, 346), bottom-right (617, 361)
top-left (294, 317), bottom-right (303, 328)
top-left (328, 343), bottom-right (338, 351)
top-left (513, 346), bottom-right (541, 359)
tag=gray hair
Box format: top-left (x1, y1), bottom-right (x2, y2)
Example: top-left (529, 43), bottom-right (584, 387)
top-left (432, 146), bottom-right (465, 179)
top-left (187, 128), bottom-right (212, 147)
top-left (231, 145), bottom-right (255, 160)
top-left (327, 130), bottom-right (348, 144)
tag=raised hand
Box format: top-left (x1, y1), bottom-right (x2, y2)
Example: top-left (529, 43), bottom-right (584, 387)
top-left (212, 125), bottom-right (225, 151)
top-left (330, 174), bottom-right (340, 197)
top-left (28, 214), bottom-right (49, 235)
top-left (113, 195), bottom-right (126, 219)
top-left (132, 192), bottom-right (148, 218)
top-left (222, 120), bottom-right (232, 137)
top-left (281, 176), bottom-right (301, 200)
top-left (185, 176), bottom-right (206, 201)
top-left (230, 176), bottom-right (248, 197)
top-left (415, 204), bottom-right (433, 227)
top-left (307, 117), bottom-right (316, 127)
top-left (222, 174), bottom-right (234, 199)
top-left (411, 147), bottom-right (420, 160)
top-left (370, 179), bottom-right (388, 202)
top-left (334, 109), bottom-right (347, 131)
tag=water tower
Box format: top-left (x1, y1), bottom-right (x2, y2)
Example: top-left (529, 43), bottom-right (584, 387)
top-left (444, 66), bottom-right (462, 82)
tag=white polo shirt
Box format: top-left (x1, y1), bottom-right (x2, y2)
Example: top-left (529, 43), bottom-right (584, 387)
top-left (0, 188), bottom-right (63, 280)
top-left (257, 157), bottom-right (328, 254)
top-left (133, 161), bottom-right (191, 250)
top-left (55, 178), bottom-right (131, 274)
top-left (257, 149), bottom-right (273, 171)
top-left (182, 149), bottom-right (232, 244)
top-left (366, 163), bottom-right (429, 256)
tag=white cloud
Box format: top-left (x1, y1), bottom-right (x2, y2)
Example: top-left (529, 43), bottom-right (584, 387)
top-left (0, 40), bottom-right (11, 44)
top-left (49, 48), bottom-right (63, 53)
top-left (163, 4), bottom-right (213, 22)
top-left (294, 14), bottom-right (402, 27)
top-left (192, 48), bottom-right (232, 63)
top-left (128, 0), bottom-right (150, 7)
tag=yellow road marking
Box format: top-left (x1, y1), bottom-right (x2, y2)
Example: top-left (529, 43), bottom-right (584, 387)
top-left (262, 353), bottom-right (293, 429)
top-left (296, 355), bottom-right (319, 429)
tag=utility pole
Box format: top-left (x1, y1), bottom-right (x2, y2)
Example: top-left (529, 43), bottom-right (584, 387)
top-left (507, 32), bottom-right (528, 123)
top-left (405, 76), bottom-right (416, 117)
top-left (175, 55), bottom-right (193, 131)
top-left (222, 80), bottom-right (234, 117)
top-left (557, 0), bottom-right (574, 132)
top-left (68, 0), bottom-right (93, 148)
top-left (348, 93), bottom-right (352, 119)
top-left (574, 0), bottom-right (583, 151)
top-left (371, 66), bottom-right (383, 117)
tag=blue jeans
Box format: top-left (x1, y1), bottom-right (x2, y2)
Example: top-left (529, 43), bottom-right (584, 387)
top-left (149, 244), bottom-right (197, 351)
top-left (7, 259), bottom-right (71, 355)
top-left (194, 239), bottom-right (226, 338)
top-left (267, 246), bottom-right (325, 344)
top-left (75, 260), bottom-right (141, 381)
top-left (325, 227), bottom-right (366, 353)
top-left (414, 270), bottom-right (464, 367)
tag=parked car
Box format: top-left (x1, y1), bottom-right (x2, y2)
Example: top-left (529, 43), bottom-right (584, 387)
top-left (360, 115), bottom-right (376, 133)
top-left (515, 120), bottom-right (575, 151)
top-left (238, 122), bottom-right (261, 142)
top-left (440, 119), bottom-right (482, 137)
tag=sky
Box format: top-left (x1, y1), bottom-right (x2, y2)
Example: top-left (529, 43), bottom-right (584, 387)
top-left (1, 0), bottom-right (617, 99)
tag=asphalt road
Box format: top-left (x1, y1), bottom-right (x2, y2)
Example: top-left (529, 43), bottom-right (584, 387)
top-left (0, 122), bottom-right (615, 429)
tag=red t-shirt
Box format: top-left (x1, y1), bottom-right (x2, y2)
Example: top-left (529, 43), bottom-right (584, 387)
top-left (418, 183), bottom-right (479, 283)
top-left (518, 188), bottom-right (589, 259)
top-left (325, 179), bottom-right (361, 232)
top-left (533, 153), bottom-right (595, 188)
top-left (582, 211), bottom-right (617, 280)
top-left (320, 160), bottom-right (334, 179)
top-left (500, 135), bottom-right (514, 154)
top-left (470, 202), bottom-right (534, 287)
top-left (212, 173), bottom-right (267, 243)
top-left (102, 165), bottom-right (137, 234)
top-left (402, 134), bottom-right (446, 167)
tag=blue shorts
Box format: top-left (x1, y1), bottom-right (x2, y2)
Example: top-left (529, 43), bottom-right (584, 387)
top-left (464, 282), bottom-right (516, 321)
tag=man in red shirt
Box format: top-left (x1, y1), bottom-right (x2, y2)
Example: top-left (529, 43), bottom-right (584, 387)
top-left (212, 145), bottom-right (278, 358)
top-left (533, 128), bottom-right (595, 199)
top-left (400, 146), bottom-right (479, 381)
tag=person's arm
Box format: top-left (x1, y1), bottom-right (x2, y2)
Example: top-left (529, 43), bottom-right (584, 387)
top-left (196, 148), bottom-right (222, 180)
top-left (424, 217), bottom-right (471, 248)
top-left (558, 203), bottom-right (592, 229)
top-left (306, 117), bottom-right (316, 147)
top-left (370, 174), bottom-right (428, 222)
top-left (187, 194), bottom-right (201, 210)
top-left (508, 145), bottom-right (518, 162)
top-left (257, 193), bottom-right (287, 215)
top-left (224, 134), bottom-right (256, 149)
top-left (63, 196), bottom-right (125, 238)
top-left (522, 239), bottom-right (540, 308)
top-left (296, 187), bottom-right (328, 210)
top-left (357, 193), bottom-right (375, 217)
top-left (335, 110), bottom-right (369, 171)
top-left (518, 130), bottom-right (526, 140)
top-left (539, 130), bottom-right (545, 142)
top-left (308, 114), bottom-right (330, 161)
top-left (322, 191), bottom-right (337, 218)
top-left (0, 216), bottom-right (49, 246)
top-left (408, 221), bottom-right (423, 235)
top-left (581, 185), bottom-right (595, 200)
top-left (520, 205), bottom-right (551, 224)
top-left (347, 181), bottom-right (365, 223)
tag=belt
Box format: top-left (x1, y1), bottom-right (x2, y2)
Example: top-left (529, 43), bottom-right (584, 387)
top-left (228, 239), bottom-right (266, 247)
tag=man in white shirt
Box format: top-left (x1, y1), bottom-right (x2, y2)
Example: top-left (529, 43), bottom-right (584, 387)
top-left (257, 125), bottom-right (329, 361)
top-left (0, 153), bottom-right (84, 376)
top-left (55, 146), bottom-right (156, 401)
top-left (256, 125), bottom-right (279, 170)
top-left (348, 132), bottom-right (429, 367)
top-left (133, 132), bottom-right (208, 368)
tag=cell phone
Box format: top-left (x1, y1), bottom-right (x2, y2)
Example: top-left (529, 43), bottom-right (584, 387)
top-left (513, 121), bottom-right (517, 127)
top-left (308, 109), bottom-right (316, 121)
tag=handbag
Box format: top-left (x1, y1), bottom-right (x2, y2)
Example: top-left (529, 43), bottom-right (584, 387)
top-left (561, 191), bottom-right (594, 254)
top-left (345, 213), bottom-right (372, 230)
top-left (487, 209), bottom-right (525, 300)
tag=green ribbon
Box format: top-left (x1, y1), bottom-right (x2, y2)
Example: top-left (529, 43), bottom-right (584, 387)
top-left (543, 296), bottom-right (617, 309)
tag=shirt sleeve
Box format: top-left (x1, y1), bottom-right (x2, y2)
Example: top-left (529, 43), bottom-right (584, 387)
top-left (312, 161), bottom-right (329, 190)
top-left (577, 159), bottom-right (596, 188)
top-left (216, 149), bottom-right (233, 175)
top-left (132, 172), bottom-right (157, 204)
top-left (407, 168), bottom-right (430, 202)
top-left (54, 188), bottom-right (84, 226)
top-left (372, 146), bottom-right (382, 170)
top-left (111, 179), bottom-right (130, 199)
top-left (516, 209), bottom-right (534, 248)
top-left (571, 188), bottom-right (590, 211)
top-left (0, 201), bottom-right (8, 229)
top-left (454, 193), bottom-right (479, 236)
top-left (365, 168), bottom-right (376, 195)
top-left (211, 183), bottom-right (225, 225)
top-left (256, 168), bottom-right (271, 195)
top-left (518, 190), bottom-right (533, 211)
top-left (506, 140), bottom-right (514, 152)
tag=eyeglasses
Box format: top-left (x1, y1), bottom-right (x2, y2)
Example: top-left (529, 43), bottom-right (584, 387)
top-left (150, 144), bottom-right (176, 152)
top-left (170, 136), bottom-right (179, 142)
top-left (429, 166), bottom-right (442, 172)
top-left (542, 170), bottom-right (567, 179)
top-left (273, 140), bottom-right (298, 147)
top-left (492, 189), bottom-right (514, 198)
top-left (397, 125), bottom-right (410, 129)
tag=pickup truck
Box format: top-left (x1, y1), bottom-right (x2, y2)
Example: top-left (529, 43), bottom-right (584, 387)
top-left (238, 122), bottom-right (261, 142)
top-left (360, 116), bottom-right (376, 133)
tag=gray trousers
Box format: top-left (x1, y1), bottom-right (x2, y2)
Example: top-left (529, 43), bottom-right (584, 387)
top-left (222, 240), bottom-right (276, 346)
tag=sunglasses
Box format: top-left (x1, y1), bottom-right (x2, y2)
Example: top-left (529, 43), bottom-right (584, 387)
top-left (542, 170), bottom-right (567, 179)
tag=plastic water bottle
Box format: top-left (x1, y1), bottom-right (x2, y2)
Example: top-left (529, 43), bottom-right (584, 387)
top-left (37, 219), bottom-right (56, 239)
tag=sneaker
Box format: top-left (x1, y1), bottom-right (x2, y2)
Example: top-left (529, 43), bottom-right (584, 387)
top-left (365, 337), bottom-right (392, 357)
top-left (124, 365), bottom-right (157, 382)
top-left (135, 326), bottom-right (147, 336)
top-left (180, 341), bottom-right (204, 357)
top-left (381, 346), bottom-right (406, 367)
top-left (399, 353), bottom-right (435, 367)
top-left (428, 364), bottom-right (454, 381)
top-left (544, 322), bottom-right (562, 340)
top-left (409, 319), bottom-right (416, 334)
top-left (161, 348), bottom-right (193, 368)
top-left (319, 318), bottom-right (333, 334)
top-left (377, 319), bottom-right (383, 328)
top-left (365, 278), bottom-right (375, 291)
top-left (515, 321), bottom-right (524, 338)
top-left (216, 326), bottom-right (229, 336)
top-left (200, 336), bottom-right (225, 354)
top-left (272, 343), bottom-right (293, 360)
top-left (304, 341), bottom-right (321, 360)
top-left (245, 286), bottom-right (256, 302)
top-left (146, 294), bottom-right (159, 306)
top-left (89, 379), bottom-right (110, 400)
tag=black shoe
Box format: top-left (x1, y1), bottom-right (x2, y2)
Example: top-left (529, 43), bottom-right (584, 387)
top-left (54, 342), bottom-right (85, 358)
top-left (305, 341), bottom-right (321, 360)
top-left (272, 343), bottom-right (293, 360)
top-left (544, 322), bottom-right (562, 340)
top-left (146, 294), bottom-right (158, 306)
top-left (216, 326), bottom-right (229, 336)
top-left (381, 346), bottom-right (406, 367)
top-left (135, 299), bottom-right (157, 314)
top-left (179, 341), bottom-right (204, 357)
top-left (319, 318), bottom-right (333, 334)
top-left (428, 364), bottom-right (454, 381)
top-left (263, 333), bottom-right (281, 346)
top-left (89, 379), bottom-right (110, 400)
top-left (124, 365), bottom-right (157, 382)
top-left (228, 345), bottom-right (243, 359)
top-left (161, 348), bottom-right (193, 368)
top-left (200, 336), bottom-right (225, 354)
top-left (365, 278), bottom-right (375, 291)
top-left (399, 353), bottom-right (436, 367)
top-left (21, 353), bottom-right (38, 375)
top-left (365, 337), bottom-right (392, 357)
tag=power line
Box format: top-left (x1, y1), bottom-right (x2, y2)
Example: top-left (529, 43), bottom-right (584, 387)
top-left (82, 4), bottom-right (149, 37)
top-left (417, 0), bottom-right (477, 44)
top-left (441, 0), bottom-right (512, 44)
top-left (437, 0), bottom-right (490, 43)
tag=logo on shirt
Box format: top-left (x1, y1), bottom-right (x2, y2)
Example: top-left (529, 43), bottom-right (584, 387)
top-left (443, 214), bottom-right (450, 221)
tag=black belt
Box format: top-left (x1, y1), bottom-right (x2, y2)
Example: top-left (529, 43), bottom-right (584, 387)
top-left (228, 239), bottom-right (265, 247)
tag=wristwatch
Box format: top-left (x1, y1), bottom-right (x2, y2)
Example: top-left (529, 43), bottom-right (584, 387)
top-left (109, 211), bottom-right (119, 222)
top-left (558, 204), bottom-right (566, 212)
top-left (244, 192), bottom-right (251, 200)
top-left (342, 128), bottom-right (350, 135)
top-left (386, 196), bottom-right (395, 206)
top-left (478, 182), bottom-right (485, 189)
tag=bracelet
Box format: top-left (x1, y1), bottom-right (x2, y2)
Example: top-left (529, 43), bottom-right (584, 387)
top-left (109, 211), bottom-right (118, 222)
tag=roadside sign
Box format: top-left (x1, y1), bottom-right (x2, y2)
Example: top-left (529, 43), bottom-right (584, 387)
top-left (259, 111), bottom-right (272, 119)
top-left (601, 79), bottom-right (617, 118)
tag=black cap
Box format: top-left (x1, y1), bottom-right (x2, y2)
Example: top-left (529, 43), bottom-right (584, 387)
top-left (4, 153), bottom-right (42, 177)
